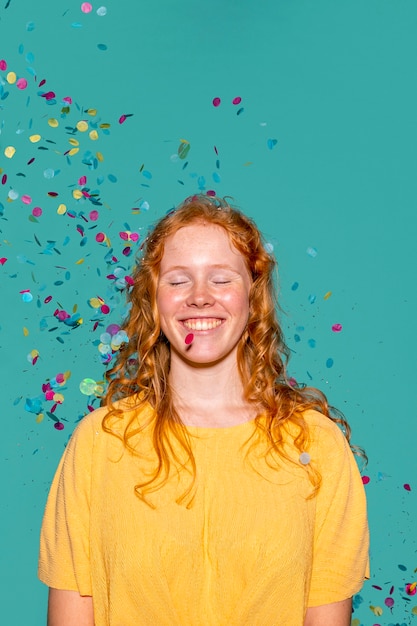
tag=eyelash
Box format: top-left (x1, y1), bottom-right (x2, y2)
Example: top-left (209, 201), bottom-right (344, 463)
top-left (169, 280), bottom-right (231, 286)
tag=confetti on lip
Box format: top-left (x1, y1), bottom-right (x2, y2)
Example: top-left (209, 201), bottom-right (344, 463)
top-left (185, 333), bottom-right (194, 345)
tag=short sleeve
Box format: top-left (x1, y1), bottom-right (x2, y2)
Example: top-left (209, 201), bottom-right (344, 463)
top-left (38, 415), bottom-right (96, 595)
top-left (307, 414), bottom-right (370, 607)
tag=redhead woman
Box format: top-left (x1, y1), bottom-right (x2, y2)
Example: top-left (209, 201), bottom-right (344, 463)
top-left (39, 195), bottom-right (369, 625)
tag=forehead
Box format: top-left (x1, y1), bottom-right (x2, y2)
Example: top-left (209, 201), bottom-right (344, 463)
top-left (162, 223), bottom-right (243, 261)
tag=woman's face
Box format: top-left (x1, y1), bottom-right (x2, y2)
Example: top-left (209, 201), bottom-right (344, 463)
top-left (156, 223), bottom-right (252, 367)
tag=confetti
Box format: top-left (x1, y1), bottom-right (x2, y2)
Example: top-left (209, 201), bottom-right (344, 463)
top-left (212, 97), bottom-right (221, 107)
top-left (185, 333), bottom-right (194, 345)
top-left (81, 2), bottom-right (93, 13)
top-left (331, 323), bottom-right (343, 332)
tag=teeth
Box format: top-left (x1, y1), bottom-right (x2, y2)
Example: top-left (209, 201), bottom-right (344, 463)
top-left (183, 318), bottom-right (222, 331)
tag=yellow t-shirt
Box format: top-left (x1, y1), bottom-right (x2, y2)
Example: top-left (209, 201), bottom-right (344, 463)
top-left (38, 401), bottom-right (369, 626)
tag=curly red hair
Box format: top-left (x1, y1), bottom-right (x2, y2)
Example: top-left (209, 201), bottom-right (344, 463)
top-left (103, 195), bottom-right (360, 506)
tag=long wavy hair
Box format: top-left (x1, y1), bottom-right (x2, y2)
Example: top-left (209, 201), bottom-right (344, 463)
top-left (103, 194), bottom-right (362, 507)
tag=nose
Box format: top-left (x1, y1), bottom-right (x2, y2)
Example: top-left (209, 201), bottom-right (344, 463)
top-left (186, 279), bottom-right (214, 308)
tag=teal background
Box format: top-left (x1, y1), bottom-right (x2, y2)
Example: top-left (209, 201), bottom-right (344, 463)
top-left (1, 1), bottom-right (416, 624)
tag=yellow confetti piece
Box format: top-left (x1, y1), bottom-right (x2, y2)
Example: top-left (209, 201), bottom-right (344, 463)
top-left (75, 258), bottom-right (85, 265)
top-left (96, 151), bottom-right (104, 162)
top-left (23, 327), bottom-right (29, 336)
top-left (411, 606), bottom-right (417, 615)
top-left (68, 147), bottom-right (79, 156)
top-left (72, 304), bottom-right (78, 313)
top-left (89, 297), bottom-right (103, 308)
top-left (86, 108), bottom-right (97, 116)
top-left (64, 370), bottom-right (72, 381)
top-left (243, 162), bottom-right (253, 166)
top-left (29, 134), bottom-right (42, 143)
top-left (57, 203), bottom-right (67, 215)
top-left (99, 123), bottom-right (111, 129)
top-left (30, 349), bottom-right (39, 359)
top-left (179, 138), bottom-right (189, 144)
top-left (76, 120), bottom-right (89, 132)
top-left (53, 393), bottom-right (65, 403)
top-left (351, 620), bottom-right (360, 626)
top-left (68, 138), bottom-right (80, 146)
top-left (89, 130), bottom-right (99, 141)
top-left (36, 413), bottom-right (44, 424)
top-left (369, 605), bottom-right (383, 616)
top-left (323, 291), bottom-right (332, 300)
top-left (72, 189), bottom-right (83, 200)
top-left (6, 71), bottom-right (17, 84)
top-left (5, 146), bottom-right (16, 158)
top-left (48, 118), bottom-right (59, 128)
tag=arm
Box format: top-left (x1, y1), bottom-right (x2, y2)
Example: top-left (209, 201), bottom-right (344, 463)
top-left (47, 588), bottom-right (94, 626)
top-left (304, 597), bottom-right (352, 626)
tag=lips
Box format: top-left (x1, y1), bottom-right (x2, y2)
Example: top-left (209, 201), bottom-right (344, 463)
top-left (183, 318), bottom-right (223, 331)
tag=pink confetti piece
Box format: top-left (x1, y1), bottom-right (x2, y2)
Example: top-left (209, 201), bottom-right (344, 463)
top-left (185, 333), bottom-right (194, 345)
top-left (125, 275), bottom-right (134, 286)
top-left (404, 483), bottom-right (411, 491)
top-left (95, 232), bottom-right (106, 242)
top-left (54, 422), bottom-right (65, 430)
top-left (1, 174), bottom-right (7, 185)
top-left (0, 258), bottom-right (7, 265)
top-left (362, 476), bottom-right (370, 485)
top-left (21, 194), bottom-right (32, 204)
top-left (384, 597), bottom-right (394, 608)
top-left (81, 2), bottom-right (93, 12)
top-left (405, 582), bottom-right (417, 595)
top-left (44, 295), bottom-right (52, 303)
top-left (101, 304), bottom-right (110, 314)
top-left (232, 96), bottom-right (242, 105)
top-left (0, 59), bottom-right (7, 71)
top-left (78, 175), bottom-right (87, 185)
top-left (332, 323), bottom-right (343, 332)
top-left (41, 91), bottom-right (56, 100)
top-left (89, 209), bottom-right (99, 220)
top-left (16, 77), bottom-right (28, 90)
top-left (32, 207), bottom-right (42, 217)
top-left (212, 97), bottom-right (221, 107)
top-left (62, 96), bottom-right (72, 104)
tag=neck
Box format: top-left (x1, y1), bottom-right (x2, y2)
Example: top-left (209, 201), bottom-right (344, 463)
top-left (168, 353), bottom-right (255, 427)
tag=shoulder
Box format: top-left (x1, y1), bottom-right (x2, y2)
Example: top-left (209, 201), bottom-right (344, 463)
top-left (68, 396), bottom-right (154, 446)
top-left (299, 409), bottom-right (354, 468)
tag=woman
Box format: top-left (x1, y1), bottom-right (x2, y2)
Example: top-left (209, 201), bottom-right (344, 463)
top-left (39, 194), bottom-right (369, 625)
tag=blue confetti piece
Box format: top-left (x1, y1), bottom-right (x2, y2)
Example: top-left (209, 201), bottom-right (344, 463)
top-left (308, 294), bottom-right (316, 304)
top-left (398, 564), bottom-right (407, 571)
top-left (306, 246), bottom-right (318, 258)
top-left (291, 281), bottom-right (299, 291)
top-left (267, 138), bottom-right (278, 150)
top-left (307, 339), bottom-right (316, 348)
top-left (142, 170), bottom-right (152, 179)
top-left (326, 358), bottom-right (334, 368)
top-left (294, 334), bottom-right (301, 343)
top-left (108, 174), bottom-right (117, 183)
top-left (212, 172), bottom-right (221, 183)
top-left (97, 44), bottom-right (108, 51)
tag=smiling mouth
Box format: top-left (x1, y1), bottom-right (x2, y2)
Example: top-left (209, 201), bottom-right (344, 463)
top-left (183, 318), bottom-right (223, 331)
